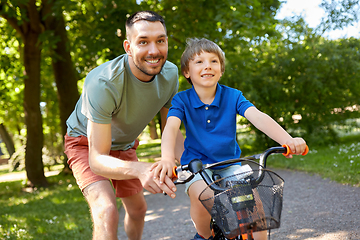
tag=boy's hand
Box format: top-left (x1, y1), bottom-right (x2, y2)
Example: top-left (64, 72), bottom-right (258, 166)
top-left (284, 137), bottom-right (307, 158)
top-left (150, 159), bottom-right (176, 185)
top-left (137, 162), bottom-right (177, 198)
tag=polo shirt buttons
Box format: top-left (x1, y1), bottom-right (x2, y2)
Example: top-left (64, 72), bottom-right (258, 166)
top-left (207, 120), bottom-right (211, 123)
top-left (205, 106), bottom-right (209, 110)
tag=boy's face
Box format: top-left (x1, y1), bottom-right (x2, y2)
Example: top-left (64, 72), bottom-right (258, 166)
top-left (124, 20), bottom-right (168, 82)
top-left (184, 51), bottom-right (222, 88)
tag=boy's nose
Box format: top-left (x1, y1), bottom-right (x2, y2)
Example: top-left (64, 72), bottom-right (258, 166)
top-left (204, 62), bottom-right (212, 69)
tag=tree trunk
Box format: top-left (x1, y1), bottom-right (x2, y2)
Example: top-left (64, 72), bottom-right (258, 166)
top-left (23, 30), bottom-right (48, 187)
top-left (0, 123), bottom-right (16, 157)
top-left (149, 119), bottom-right (159, 140)
top-left (43, 2), bottom-right (80, 171)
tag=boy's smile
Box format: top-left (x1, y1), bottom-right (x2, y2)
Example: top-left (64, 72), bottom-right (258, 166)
top-left (184, 51), bottom-right (222, 89)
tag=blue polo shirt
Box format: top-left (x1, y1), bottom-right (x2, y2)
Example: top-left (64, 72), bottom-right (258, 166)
top-left (168, 83), bottom-right (255, 166)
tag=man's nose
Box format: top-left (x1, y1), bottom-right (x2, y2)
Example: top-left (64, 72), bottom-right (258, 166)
top-left (148, 42), bottom-right (160, 55)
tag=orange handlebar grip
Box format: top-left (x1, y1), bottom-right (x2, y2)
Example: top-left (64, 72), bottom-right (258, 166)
top-left (172, 166), bottom-right (178, 178)
top-left (302, 145), bottom-right (309, 156)
top-left (282, 144), bottom-right (309, 156)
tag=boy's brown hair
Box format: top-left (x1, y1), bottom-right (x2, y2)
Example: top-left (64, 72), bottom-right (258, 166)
top-left (181, 38), bottom-right (225, 84)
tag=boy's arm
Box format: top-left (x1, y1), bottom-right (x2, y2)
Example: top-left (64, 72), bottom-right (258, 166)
top-left (160, 107), bottom-right (184, 162)
top-left (153, 116), bottom-right (182, 183)
top-left (244, 106), bottom-right (307, 155)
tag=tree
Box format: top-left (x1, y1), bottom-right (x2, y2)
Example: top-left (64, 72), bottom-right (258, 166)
top-left (0, 123), bottom-right (15, 157)
top-left (0, 0), bottom-right (80, 186)
top-left (233, 17), bottom-right (360, 147)
top-left (42, 0), bottom-right (79, 140)
top-left (320, 0), bottom-right (359, 31)
top-left (1, 0), bottom-right (48, 187)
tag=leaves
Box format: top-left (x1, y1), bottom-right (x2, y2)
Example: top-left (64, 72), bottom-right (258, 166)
top-left (1, 0), bottom-right (359, 160)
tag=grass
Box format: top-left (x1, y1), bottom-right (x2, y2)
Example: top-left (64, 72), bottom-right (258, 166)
top-left (267, 140), bottom-right (360, 187)
top-left (0, 134), bottom-right (359, 239)
top-left (0, 174), bottom-right (95, 239)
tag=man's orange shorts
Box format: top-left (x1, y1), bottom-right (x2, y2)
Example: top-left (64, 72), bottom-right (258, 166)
top-left (64, 134), bottom-right (143, 198)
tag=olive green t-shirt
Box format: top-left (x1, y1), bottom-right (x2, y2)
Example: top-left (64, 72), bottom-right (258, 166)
top-left (66, 54), bottom-right (179, 150)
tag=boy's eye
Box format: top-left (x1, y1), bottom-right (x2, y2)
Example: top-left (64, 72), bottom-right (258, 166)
top-left (196, 60), bottom-right (202, 64)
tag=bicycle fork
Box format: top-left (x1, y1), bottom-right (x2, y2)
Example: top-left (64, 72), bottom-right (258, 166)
top-left (237, 210), bottom-right (254, 240)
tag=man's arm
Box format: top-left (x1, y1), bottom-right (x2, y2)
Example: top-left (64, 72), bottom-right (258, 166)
top-left (87, 119), bottom-right (177, 196)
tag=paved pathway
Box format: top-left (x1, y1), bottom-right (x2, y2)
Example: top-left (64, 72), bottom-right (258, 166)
top-left (117, 169), bottom-right (360, 240)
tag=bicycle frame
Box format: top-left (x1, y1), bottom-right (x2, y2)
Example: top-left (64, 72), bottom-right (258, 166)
top-left (172, 145), bottom-right (308, 240)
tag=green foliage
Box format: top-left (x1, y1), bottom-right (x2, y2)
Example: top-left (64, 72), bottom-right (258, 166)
top-left (1, 0), bottom-right (360, 172)
top-left (320, 0), bottom-right (360, 31)
top-left (0, 18), bottom-right (25, 142)
top-left (222, 17), bottom-right (360, 147)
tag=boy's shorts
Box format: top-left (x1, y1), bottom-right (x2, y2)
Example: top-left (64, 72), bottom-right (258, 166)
top-left (184, 164), bottom-right (243, 195)
top-left (64, 133), bottom-right (143, 198)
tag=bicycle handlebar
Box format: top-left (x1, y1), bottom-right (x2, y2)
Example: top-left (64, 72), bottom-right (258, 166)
top-left (173, 144), bottom-right (309, 192)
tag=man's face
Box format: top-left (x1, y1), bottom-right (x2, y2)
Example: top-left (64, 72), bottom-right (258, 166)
top-left (124, 20), bottom-right (168, 82)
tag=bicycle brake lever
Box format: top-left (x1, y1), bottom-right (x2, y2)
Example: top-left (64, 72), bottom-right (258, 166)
top-left (174, 170), bottom-right (195, 184)
top-left (164, 169), bottom-right (194, 196)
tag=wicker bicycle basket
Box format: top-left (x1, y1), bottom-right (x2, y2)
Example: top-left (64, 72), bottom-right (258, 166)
top-left (199, 168), bottom-right (284, 239)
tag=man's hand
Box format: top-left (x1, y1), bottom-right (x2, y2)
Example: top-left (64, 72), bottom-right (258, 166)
top-left (151, 160), bottom-right (176, 185)
top-left (138, 162), bottom-right (177, 198)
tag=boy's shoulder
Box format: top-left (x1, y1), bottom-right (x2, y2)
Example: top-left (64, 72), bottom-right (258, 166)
top-left (218, 84), bottom-right (243, 96)
top-left (175, 87), bottom-right (193, 96)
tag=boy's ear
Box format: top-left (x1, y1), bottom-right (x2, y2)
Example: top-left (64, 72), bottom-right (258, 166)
top-left (183, 70), bottom-right (190, 79)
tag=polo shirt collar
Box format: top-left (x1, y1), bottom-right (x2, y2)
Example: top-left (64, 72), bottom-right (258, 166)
top-left (190, 83), bottom-right (222, 109)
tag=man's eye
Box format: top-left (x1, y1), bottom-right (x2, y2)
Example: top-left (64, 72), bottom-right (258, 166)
top-left (158, 39), bottom-right (165, 44)
top-left (139, 41), bottom-right (147, 45)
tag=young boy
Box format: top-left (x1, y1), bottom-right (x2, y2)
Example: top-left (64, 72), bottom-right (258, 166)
top-left (153, 38), bottom-right (307, 240)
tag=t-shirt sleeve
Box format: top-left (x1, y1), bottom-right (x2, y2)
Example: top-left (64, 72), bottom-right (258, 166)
top-left (167, 93), bottom-right (185, 121)
top-left (163, 71), bottom-right (179, 109)
top-left (236, 90), bottom-right (255, 117)
top-left (81, 77), bottom-right (119, 124)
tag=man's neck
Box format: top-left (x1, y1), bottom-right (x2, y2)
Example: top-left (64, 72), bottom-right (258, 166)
top-left (128, 56), bottom-right (154, 82)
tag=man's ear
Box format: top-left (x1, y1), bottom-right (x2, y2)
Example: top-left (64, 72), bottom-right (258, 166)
top-left (123, 40), bottom-right (132, 56)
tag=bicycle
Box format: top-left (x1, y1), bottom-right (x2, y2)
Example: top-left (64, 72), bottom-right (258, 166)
top-left (171, 144), bottom-right (309, 240)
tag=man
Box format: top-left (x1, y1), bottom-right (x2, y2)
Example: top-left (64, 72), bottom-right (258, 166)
top-left (64, 11), bottom-right (183, 240)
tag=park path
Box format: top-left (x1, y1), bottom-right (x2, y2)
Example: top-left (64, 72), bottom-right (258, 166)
top-left (118, 169), bottom-right (360, 240)
top-left (0, 164), bottom-right (60, 183)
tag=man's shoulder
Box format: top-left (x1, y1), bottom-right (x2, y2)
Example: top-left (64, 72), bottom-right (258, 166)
top-left (164, 60), bottom-right (178, 69)
top-left (160, 60), bottom-right (179, 76)
top-left (87, 55), bottom-right (127, 81)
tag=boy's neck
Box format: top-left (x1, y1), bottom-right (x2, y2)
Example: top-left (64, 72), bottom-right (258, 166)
top-left (194, 85), bottom-right (216, 105)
